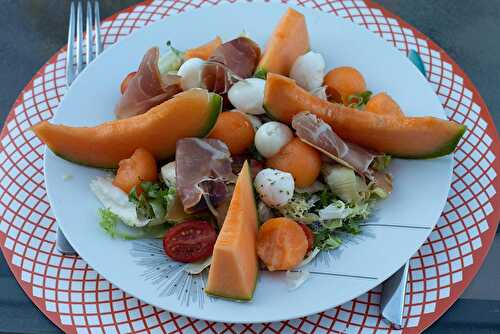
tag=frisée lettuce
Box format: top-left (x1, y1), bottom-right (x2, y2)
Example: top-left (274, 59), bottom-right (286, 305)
top-left (158, 41), bottom-right (184, 75)
top-left (98, 208), bottom-right (170, 240)
top-left (91, 176), bottom-right (176, 239)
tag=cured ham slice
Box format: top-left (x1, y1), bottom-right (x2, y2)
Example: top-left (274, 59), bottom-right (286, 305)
top-left (115, 47), bottom-right (181, 119)
top-left (292, 112), bottom-right (376, 175)
top-left (175, 138), bottom-right (236, 213)
top-left (202, 37), bottom-right (261, 94)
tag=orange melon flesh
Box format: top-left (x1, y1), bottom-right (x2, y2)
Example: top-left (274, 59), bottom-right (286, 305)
top-left (264, 73), bottom-right (466, 158)
top-left (184, 36), bottom-right (222, 60)
top-left (255, 8), bottom-right (309, 78)
top-left (32, 89), bottom-right (222, 168)
top-left (206, 161), bottom-right (259, 301)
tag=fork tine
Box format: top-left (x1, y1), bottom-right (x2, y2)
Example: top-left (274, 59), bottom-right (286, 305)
top-left (65, 2), bottom-right (75, 87)
top-left (94, 0), bottom-right (103, 55)
top-left (86, 0), bottom-right (94, 64)
top-left (76, 0), bottom-right (84, 74)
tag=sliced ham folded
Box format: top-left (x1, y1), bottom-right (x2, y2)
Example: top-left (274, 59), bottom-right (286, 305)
top-left (176, 138), bottom-right (236, 213)
top-left (115, 47), bottom-right (182, 119)
top-left (292, 112), bottom-right (377, 176)
top-left (202, 37), bottom-right (261, 94)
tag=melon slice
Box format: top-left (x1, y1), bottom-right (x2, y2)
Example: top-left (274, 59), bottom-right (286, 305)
top-left (206, 161), bottom-right (259, 301)
top-left (255, 8), bottom-right (309, 78)
top-left (264, 73), bottom-right (465, 158)
top-left (184, 36), bottom-right (222, 60)
top-left (32, 89), bottom-right (222, 168)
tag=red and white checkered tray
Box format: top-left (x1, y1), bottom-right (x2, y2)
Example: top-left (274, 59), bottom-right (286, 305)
top-left (1, 0), bottom-right (499, 333)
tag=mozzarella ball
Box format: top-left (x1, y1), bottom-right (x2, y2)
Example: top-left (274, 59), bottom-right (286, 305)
top-left (254, 168), bottom-right (294, 207)
top-left (177, 58), bottom-right (204, 90)
top-left (160, 161), bottom-right (176, 187)
top-left (290, 51), bottom-right (326, 91)
top-left (230, 110), bottom-right (262, 131)
top-left (228, 78), bottom-right (266, 115)
top-left (254, 121), bottom-right (293, 158)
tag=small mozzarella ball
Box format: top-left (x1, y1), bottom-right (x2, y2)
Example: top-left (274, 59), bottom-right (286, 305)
top-left (290, 51), bottom-right (326, 91)
top-left (177, 58), bottom-right (205, 90)
top-left (254, 168), bottom-right (294, 207)
top-left (230, 110), bottom-right (262, 131)
top-left (160, 161), bottom-right (176, 187)
top-left (254, 121), bottom-right (293, 158)
top-left (228, 78), bottom-right (266, 115)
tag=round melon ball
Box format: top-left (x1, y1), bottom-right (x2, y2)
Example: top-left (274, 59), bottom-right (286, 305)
top-left (177, 58), bottom-right (205, 90)
top-left (254, 168), bottom-right (294, 207)
top-left (323, 66), bottom-right (367, 105)
top-left (208, 112), bottom-right (255, 155)
top-left (230, 110), bottom-right (262, 131)
top-left (254, 121), bottom-right (293, 158)
top-left (290, 51), bottom-right (326, 91)
top-left (227, 78), bottom-right (266, 115)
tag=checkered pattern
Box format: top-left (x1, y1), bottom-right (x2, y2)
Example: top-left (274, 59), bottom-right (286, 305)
top-left (0, 0), bottom-right (498, 333)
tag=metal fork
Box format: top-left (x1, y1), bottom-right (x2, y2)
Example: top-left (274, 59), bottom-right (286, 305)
top-left (57, 0), bottom-right (102, 255)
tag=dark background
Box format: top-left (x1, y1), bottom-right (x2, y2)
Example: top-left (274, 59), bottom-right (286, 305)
top-left (0, 1), bottom-right (499, 333)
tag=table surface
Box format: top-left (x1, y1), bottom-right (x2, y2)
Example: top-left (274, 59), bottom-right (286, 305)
top-left (0, 0), bottom-right (499, 333)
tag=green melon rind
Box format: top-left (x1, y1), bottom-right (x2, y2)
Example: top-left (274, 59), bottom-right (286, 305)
top-left (41, 93), bottom-right (223, 169)
top-left (254, 67), bottom-right (268, 79)
top-left (264, 104), bottom-right (466, 159)
top-left (200, 93), bottom-right (223, 137)
top-left (205, 162), bottom-right (259, 301)
top-left (394, 124), bottom-right (467, 159)
top-left (204, 265), bottom-right (259, 301)
top-left (52, 151), bottom-right (116, 169)
top-left (263, 103), bottom-right (277, 121)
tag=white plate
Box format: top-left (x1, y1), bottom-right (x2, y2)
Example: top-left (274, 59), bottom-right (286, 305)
top-left (44, 1), bottom-right (452, 323)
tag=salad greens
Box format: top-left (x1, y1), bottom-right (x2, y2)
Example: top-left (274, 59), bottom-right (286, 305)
top-left (322, 164), bottom-right (363, 203)
top-left (129, 181), bottom-right (176, 223)
top-left (96, 179), bottom-right (176, 239)
top-left (313, 196), bottom-right (371, 250)
top-left (158, 41), bottom-right (184, 75)
top-left (372, 155), bottom-right (392, 171)
top-left (98, 208), bottom-right (170, 240)
top-left (278, 193), bottom-right (319, 223)
top-left (279, 166), bottom-right (386, 251)
top-left (347, 90), bottom-right (372, 109)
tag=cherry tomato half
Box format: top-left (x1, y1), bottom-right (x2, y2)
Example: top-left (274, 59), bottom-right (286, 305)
top-left (299, 224), bottom-right (314, 252)
top-left (120, 71), bottom-right (137, 94)
top-left (163, 221), bottom-right (217, 263)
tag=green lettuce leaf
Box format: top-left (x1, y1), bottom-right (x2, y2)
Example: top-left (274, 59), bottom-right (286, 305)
top-left (128, 181), bottom-right (176, 224)
top-left (347, 90), bottom-right (372, 109)
top-left (158, 41), bottom-right (184, 75)
top-left (98, 208), bottom-right (170, 240)
top-left (372, 155), bottom-right (392, 171)
top-left (278, 193), bottom-right (319, 223)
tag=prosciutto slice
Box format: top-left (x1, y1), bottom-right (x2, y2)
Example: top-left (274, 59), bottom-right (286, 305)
top-left (115, 47), bottom-right (182, 119)
top-left (176, 138), bottom-right (236, 213)
top-left (292, 112), bottom-right (376, 176)
top-left (202, 37), bottom-right (261, 94)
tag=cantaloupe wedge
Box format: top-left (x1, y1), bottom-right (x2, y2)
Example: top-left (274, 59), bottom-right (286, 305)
top-left (255, 8), bottom-right (309, 78)
top-left (32, 89), bottom-right (222, 168)
top-left (206, 161), bottom-right (259, 301)
top-left (264, 73), bottom-right (466, 158)
top-left (184, 36), bottom-right (222, 60)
